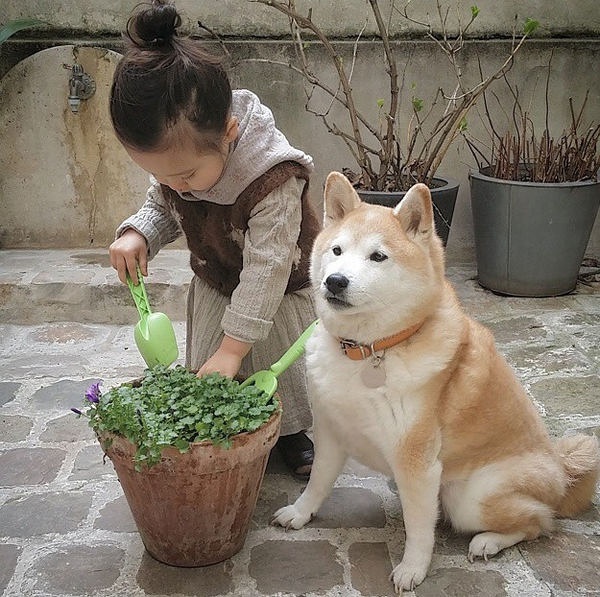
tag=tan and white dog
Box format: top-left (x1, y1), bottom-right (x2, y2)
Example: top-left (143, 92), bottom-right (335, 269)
top-left (272, 172), bottom-right (600, 593)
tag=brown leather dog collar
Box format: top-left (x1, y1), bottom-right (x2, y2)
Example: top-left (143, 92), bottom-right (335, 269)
top-left (339, 322), bottom-right (424, 360)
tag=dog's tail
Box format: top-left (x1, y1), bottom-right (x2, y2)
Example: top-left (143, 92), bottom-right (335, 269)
top-left (555, 434), bottom-right (600, 518)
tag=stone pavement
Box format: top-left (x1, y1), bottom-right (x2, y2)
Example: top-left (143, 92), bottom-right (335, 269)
top-left (0, 249), bottom-right (599, 597)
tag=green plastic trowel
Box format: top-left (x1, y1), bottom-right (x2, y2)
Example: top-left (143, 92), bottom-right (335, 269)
top-left (240, 319), bottom-right (319, 399)
top-left (126, 268), bottom-right (179, 368)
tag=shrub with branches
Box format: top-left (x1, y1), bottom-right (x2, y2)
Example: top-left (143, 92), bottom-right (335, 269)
top-left (464, 52), bottom-right (600, 183)
top-left (248, 0), bottom-right (537, 191)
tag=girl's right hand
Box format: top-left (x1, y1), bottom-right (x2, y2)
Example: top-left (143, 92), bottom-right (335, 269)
top-left (109, 229), bottom-right (148, 285)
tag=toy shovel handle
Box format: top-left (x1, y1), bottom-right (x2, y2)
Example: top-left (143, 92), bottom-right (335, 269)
top-left (270, 319), bottom-right (319, 378)
top-left (126, 267), bottom-right (152, 321)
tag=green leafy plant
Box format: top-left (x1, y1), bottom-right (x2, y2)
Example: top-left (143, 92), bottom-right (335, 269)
top-left (73, 366), bottom-right (279, 470)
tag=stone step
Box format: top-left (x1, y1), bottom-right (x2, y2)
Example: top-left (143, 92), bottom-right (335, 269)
top-left (0, 249), bottom-right (190, 325)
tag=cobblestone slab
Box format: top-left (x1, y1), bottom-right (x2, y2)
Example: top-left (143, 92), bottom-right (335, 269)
top-left (0, 260), bottom-right (599, 597)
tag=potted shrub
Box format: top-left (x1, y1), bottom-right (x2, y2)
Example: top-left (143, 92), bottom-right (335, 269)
top-left (245, 0), bottom-right (537, 244)
top-left (465, 53), bottom-right (600, 296)
top-left (72, 366), bottom-right (281, 567)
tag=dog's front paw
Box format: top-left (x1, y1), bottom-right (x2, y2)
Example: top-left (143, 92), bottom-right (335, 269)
top-left (390, 560), bottom-right (428, 593)
top-left (271, 505), bottom-right (312, 530)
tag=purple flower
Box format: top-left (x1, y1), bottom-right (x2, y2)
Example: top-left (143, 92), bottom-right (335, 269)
top-left (85, 381), bottom-right (102, 404)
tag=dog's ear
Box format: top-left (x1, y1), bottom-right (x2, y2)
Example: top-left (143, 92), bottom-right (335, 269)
top-left (393, 183), bottom-right (434, 239)
top-left (323, 172), bottom-right (362, 226)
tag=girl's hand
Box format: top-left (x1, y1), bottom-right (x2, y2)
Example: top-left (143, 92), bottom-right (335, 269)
top-left (197, 336), bottom-right (252, 380)
top-left (109, 229), bottom-right (148, 284)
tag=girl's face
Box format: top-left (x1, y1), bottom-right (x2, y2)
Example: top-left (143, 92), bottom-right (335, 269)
top-left (125, 117), bottom-right (238, 193)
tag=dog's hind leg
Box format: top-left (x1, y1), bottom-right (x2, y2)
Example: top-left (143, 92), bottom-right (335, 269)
top-left (272, 417), bottom-right (347, 530)
top-left (467, 492), bottom-right (554, 561)
top-left (442, 460), bottom-right (558, 562)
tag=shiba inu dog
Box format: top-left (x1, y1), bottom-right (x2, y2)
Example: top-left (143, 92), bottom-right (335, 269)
top-left (272, 171), bottom-right (600, 593)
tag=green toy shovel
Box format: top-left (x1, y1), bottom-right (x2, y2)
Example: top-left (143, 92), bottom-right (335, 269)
top-left (240, 319), bottom-right (319, 399)
top-left (126, 268), bottom-right (179, 368)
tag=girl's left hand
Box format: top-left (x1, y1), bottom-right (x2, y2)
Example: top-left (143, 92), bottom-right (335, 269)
top-left (196, 350), bottom-right (242, 379)
top-left (196, 335), bottom-right (252, 380)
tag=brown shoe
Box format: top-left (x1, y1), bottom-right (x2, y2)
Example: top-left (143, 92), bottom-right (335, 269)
top-left (276, 432), bottom-right (313, 479)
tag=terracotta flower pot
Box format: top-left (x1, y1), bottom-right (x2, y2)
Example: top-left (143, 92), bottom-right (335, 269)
top-left (98, 403), bottom-right (281, 567)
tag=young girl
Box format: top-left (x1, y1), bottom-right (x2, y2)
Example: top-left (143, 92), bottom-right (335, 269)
top-left (108, 0), bottom-right (320, 478)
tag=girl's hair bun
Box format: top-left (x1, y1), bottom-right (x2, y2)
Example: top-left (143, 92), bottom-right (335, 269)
top-left (126, 0), bottom-right (182, 48)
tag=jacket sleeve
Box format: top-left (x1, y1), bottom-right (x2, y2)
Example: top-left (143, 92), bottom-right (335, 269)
top-left (221, 176), bottom-right (305, 343)
top-left (116, 177), bottom-right (182, 259)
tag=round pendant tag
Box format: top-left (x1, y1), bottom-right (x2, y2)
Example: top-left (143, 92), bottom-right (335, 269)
top-left (361, 363), bottom-right (387, 388)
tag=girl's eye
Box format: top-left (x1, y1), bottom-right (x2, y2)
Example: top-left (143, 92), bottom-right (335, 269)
top-left (370, 251), bottom-right (388, 262)
top-left (332, 246), bottom-right (342, 256)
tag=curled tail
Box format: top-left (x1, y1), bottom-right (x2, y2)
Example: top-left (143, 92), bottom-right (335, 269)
top-left (555, 434), bottom-right (600, 518)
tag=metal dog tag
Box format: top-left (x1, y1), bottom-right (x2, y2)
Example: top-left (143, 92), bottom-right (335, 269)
top-left (361, 355), bottom-right (386, 388)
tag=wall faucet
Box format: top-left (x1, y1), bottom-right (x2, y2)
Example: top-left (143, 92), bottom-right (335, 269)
top-left (63, 63), bottom-right (96, 113)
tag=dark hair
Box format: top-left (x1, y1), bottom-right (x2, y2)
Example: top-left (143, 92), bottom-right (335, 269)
top-left (110, 0), bottom-right (232, 151)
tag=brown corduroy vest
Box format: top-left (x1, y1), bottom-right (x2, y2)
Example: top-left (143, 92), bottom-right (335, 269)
top-left (162, 161), bottom-right (321, 297)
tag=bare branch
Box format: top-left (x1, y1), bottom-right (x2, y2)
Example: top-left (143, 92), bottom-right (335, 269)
top-left (250, 0), bottom-right (376, 186)
top-left (249, 0), bottom-right (537, 190)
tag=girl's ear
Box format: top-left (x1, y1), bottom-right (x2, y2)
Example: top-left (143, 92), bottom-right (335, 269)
top-left (224, 116), bottom-right (239, 143)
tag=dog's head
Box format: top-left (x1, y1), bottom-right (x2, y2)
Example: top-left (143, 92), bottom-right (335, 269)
top-left (310, 171), bottom-right (446, 340)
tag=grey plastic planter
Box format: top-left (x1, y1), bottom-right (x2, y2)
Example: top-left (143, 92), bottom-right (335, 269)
top-left (470, 167), bottom-right (600, 297)
top-left (357, 177), bottom-right (459, 246)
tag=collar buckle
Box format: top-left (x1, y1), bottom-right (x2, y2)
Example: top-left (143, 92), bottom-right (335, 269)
top-left (340, 339), bottom-right (372, 360)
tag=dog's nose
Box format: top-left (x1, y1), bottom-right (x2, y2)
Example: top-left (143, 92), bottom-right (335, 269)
top-left (325, 273), bottom-right (349, 295)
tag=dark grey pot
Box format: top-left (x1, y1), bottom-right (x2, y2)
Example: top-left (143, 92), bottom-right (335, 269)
top-left (356, 177), bottom-right (459, 247)
top-left (470, 167), bottom-right (600, 297)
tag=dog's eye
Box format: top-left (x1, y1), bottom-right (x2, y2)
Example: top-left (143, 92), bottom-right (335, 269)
top-left (370, 251), bottom-right (388, 262)
top-left (332, 246), bottom-right (342, 256)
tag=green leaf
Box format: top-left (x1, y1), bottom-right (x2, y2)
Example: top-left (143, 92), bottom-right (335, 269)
top-left (0, 19), bottom-right (46, 45)
top-left (174, 438), bottom-right (190, 453)
top-left (523, 18), bottom-right (539, 36)
top-left (376, 98), bottom-right (385, 109)
top-left (471, 6), bottom-right (480, 19)
top-left (412, 97), bottom-right (424, 113)
top-left (458, 117), bottom-right (468, 131)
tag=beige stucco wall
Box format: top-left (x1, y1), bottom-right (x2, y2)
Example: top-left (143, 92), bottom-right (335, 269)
top-left (5, 0), bottom-right (600, 37)
top-left (1, 1), bottom-right (599, 260)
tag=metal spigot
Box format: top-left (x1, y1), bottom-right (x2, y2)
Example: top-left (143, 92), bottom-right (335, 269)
top-left (63, 63), bottom-right (96, 113)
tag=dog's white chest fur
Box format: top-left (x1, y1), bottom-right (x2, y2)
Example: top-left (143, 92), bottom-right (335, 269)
top-left (306, 330), bottom-right (428, 475)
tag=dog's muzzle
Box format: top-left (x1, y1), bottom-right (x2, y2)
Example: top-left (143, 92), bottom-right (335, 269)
top-left (324, 273), bottom-right (351, 308)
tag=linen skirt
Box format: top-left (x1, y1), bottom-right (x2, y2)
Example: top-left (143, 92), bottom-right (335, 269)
top-left (186, 275), bottom-right (315, 436)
